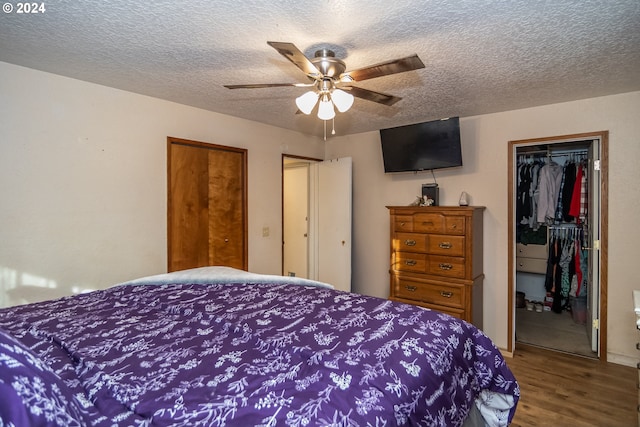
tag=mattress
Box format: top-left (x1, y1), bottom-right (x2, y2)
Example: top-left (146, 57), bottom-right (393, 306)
top-left (0, 267), bottom-right (519, 426)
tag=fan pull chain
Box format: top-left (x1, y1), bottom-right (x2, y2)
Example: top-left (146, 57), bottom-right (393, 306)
top-left (323, 120), bottom-right (327, 141)
top-left (332, 118), bottom-right (336, 135)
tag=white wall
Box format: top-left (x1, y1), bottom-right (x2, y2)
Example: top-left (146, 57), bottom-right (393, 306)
top-left (326, 91), bottom-right (640, 365)
top-left (0, 61), bottom-right (324, 307)
top-left (3, 60), bottom-right (640, 365)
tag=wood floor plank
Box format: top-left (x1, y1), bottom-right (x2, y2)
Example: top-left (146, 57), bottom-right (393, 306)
top-left (507, 344), bottom-right (637, 427)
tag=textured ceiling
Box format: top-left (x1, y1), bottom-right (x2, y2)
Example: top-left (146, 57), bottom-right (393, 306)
top-left (1, 0), bottom-right (639, 138)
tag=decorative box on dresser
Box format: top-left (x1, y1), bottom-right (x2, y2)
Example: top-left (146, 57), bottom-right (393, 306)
top-left (387, 206), bottom-right (484, 328)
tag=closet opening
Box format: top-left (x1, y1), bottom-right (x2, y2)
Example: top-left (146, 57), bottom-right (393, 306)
top-left (507, 132), bottom-right (608, 361)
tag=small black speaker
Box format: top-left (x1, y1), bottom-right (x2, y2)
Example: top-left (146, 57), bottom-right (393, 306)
top-left (422, 184), bottom-right (439, 206)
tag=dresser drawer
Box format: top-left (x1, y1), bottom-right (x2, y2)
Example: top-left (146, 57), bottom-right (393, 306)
top-left (427, 255), bottom-right (466, 279)
top-left (445, 216), bottom-right (466, 235)
top-left (394, 215), bottom-right (414, 232)
top-left (412, 213), bottom-right (466, 235)
top-left (516, 243), bottom-right (548, 259)
top-left (516, 257), bottom-right (547, 274)
top-left (427, 235), bottom-right (465, 256)
top-left (392, 276), bottom-right (464, 309)
top-left (413, 213), bottom-right (446, 233)
top-left (426, 304), bottom-right (464, 319)
top-left (394, 252), bottom-right (427, 273)
top-left (391, 297), bottom-right (465, 319)
top-left (393, 233), bottom-right (427, 252)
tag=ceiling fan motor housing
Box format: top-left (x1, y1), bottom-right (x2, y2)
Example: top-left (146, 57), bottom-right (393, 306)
top-left (311, 49), bottom-right (346, 77)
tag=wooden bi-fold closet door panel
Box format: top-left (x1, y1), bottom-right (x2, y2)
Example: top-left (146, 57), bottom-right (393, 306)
top-left (168, 137), bottom-right (247, 272)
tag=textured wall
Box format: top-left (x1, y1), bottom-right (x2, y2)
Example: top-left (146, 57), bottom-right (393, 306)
top-left (0, 62), bottom-right (324, 307)
top-left (326, 91), bottom-right (640, 365)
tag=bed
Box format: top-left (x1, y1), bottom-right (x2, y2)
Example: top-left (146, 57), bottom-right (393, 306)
top-left (0, 267), bottom-right (519, 426)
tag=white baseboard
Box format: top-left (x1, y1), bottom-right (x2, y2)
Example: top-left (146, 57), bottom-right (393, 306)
top-left (606, 352), bottom-right (636, 368)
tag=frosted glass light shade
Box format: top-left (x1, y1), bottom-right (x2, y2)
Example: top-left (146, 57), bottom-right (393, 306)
top-left (317, 98), bottom-right (335, 120)
top-left (295, 91), bottom-right (319, 115)
top-left (331, 89), bottom-right (354, 113)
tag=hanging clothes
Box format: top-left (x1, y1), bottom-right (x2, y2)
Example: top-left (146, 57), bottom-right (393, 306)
top-left (545, 236), bottom-right (561, 293)
top-left (570, 239), bottom-right (583, 298)
top-left (559, 161), bottom-right (577, 222)
top-left (568, 163), bottom-right (582, 218)
top-left (516, 158), bottom-right (543, 228)
top-left (568, 161), bottom-right (588, 222)
top-left (516, 161), bottom-right (532, 224)
top-left (559, 237), bottom-right (574, 298)
top-left (579, 161), bottom-right (589, 221)
top-left (579, 245), bottom-right (589, 297)
top-left (537, 161), bottom-right (563, 224)
top-left (546, 226), bottom-right (587, 312)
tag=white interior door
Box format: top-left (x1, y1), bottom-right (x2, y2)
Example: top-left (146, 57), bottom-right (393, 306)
top-left (310, 157), bottom-right (352, 292)
top-left (587, 139), bottom-right (601, 354)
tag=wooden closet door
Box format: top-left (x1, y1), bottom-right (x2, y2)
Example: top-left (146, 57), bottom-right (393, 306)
top-left (168, 137), bottom-right (247, 272)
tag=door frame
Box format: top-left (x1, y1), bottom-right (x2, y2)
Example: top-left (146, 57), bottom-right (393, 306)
top-left (167, 136), bottom-right (248, 271)
top-left (281, 154), bottom-right (321, 277)
top-left (507, 131), bottom-right (608, 360)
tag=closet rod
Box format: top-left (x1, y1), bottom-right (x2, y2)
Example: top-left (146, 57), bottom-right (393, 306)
top-left (548, 223), bottom-right (581, 229)
top-left (546, 149), bottom-right (588, 157)
top-left (517, 149), bottom-right (588, 157)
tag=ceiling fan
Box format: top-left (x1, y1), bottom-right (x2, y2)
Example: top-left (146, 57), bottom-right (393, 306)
top-left (224, 41), bottom-right (425, 122)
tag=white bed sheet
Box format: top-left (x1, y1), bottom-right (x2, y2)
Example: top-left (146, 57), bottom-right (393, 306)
top-left (118, 266), bottom-right (334, 289)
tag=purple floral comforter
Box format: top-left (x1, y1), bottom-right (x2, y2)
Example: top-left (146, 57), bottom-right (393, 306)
top-left (0, 275), bottom-right (519, 426)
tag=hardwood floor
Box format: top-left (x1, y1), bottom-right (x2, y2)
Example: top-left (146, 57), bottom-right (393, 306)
top-left (507, 344), bottom-right (637, 426)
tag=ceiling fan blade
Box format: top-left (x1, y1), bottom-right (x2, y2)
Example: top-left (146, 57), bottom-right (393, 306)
top-left (267, 41), bottom-right (322, 77)
top-left (341, 54), bottom-right (425, 82)
top-left (345, 86), bottom-right (402, 106)
top-left (224, 83), bottom-right (313, 89)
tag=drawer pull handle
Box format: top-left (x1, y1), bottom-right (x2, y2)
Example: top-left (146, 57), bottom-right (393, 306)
top-left (422, 221), bottom-right (434, 226)
top-left (440, 291), bottom-right (453, 298)
top-left (451, 224), bottom-right (457, 229)
top-left (400, 222), bottom-right (406, 226)
top-left (404, 239), bottom-right (417, 246)
top-left (438, 242), bottom-right (452, 249)
top-left (405, 285), bottom-right (417, 292)
top-left (405, 260), bottom-right (417, 266)
top-left (438, 263), bottom-right (453, 270)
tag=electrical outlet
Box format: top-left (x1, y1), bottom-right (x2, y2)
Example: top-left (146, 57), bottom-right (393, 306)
top-left (262, 226), bottom-right (270, 237)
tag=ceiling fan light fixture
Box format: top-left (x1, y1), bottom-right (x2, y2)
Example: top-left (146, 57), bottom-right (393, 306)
top-left (317, 95), bottom-right (335, 120)
top-left (295, 91), bottom-right (319, 115)
top-left (331, 89), bottom-right (354, 113)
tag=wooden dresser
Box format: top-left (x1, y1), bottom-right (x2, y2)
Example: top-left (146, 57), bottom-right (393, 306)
top-left (387, 206), bottom-right (484, 328)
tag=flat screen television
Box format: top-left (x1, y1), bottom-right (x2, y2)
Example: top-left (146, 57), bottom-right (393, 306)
top-left (380, 117), bottom-right (463, 173)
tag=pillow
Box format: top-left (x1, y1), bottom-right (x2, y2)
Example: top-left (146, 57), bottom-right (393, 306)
top-left (117, 266), bottom-right (334, 289)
